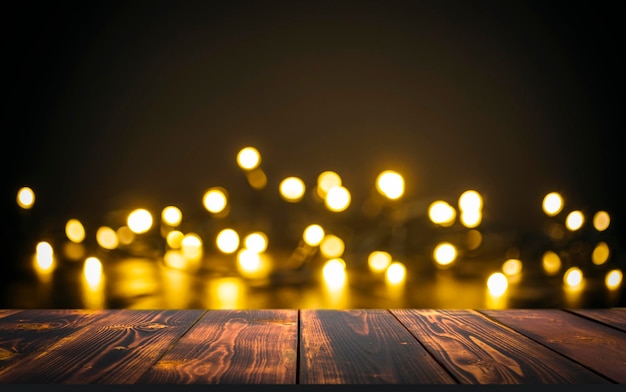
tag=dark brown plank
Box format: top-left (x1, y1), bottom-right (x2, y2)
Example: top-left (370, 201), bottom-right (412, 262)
top-left (567, 308), bottom-right (626, 332)
top-left (138, 309), bottom-right (298, 384)
top-left (299, 309), bottom-right (455, 384)
top-left (0, 309), bottom-right (108, 371)
top-left (391, 309), bottom-right (611, 384)
top-left (0, 310), bottom-right (22, 319)
top-left (480, 309), bottom-right (626, 383)
top-left (0, 309), bottom-right (204, 383)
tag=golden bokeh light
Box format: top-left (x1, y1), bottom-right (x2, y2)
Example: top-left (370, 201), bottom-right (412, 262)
top-left (542, 192), bottom-right (564, 216)
top-left (320, 234), bottom-right (345, 258)
top-left (466, 229), bottom-right (483, 250)
top-left (303, 224), bottom-right (325, 246)
top-left (116, 226), bottom-right (135, 245)
top-left (565, 210), bottom-right (585, 231)
top-left (34, 241), bottom-right (55, 276)
top-left (605, 269), bottom-right (622, 290)
top-left (542, 250), bottom-right (562, 276)
top-left (428, 200), bottom-right (456, 227)
top-left (564, 266), bottom-right (584, 287)
top-left (322, 258), bottom-right (347, 289)
top-left (591, 242), bottom-right (610, 265)
top-left (487, 272), bottom-right (508, 296)
top-left (236, 249), bottom-right (272, 279)
top-left (368, 251), bottom-right (392, 273)
top-left (236, 146), bottom-right (261, 171)
top-left (593, 211), bottom-right (610, 231)
top-left (460, 209), bottom-right (482, 228)
top-left (458, 190), bottom-right (483, 212)
top-left (376, 170), bottom-right (405, 200)
top-left (16, 186), bottom-right (35, 210)
top-left (127, 208), bottom-right (153, 234)
top-left (245, 168), bottom-right (267, 190)
top-left (216, 228), bottom-right (240, 254)
top-left (65, 219), bottom-right (86, 243)
top-left (317, 171), bottom-right (342, 198)
top-left (244, 232), bottom-right (268, 253)
top-left (166, 230), bottom-right (185, 249)
top-left (325, 186), bottom-right (351, 212)
top-left (161, 206), bottom-right (183, 227)
top-left (279, 176), bottom-right (306, 202)
top-left (96, 226), bottom-right (119, 250)
top-left (203, 187), bottom-right (228, 214)
top-left (83, 257), bottom-right (103, 287)
top-left (502, 258), bottom-right (522, 276)
top-left (433, 242), bottom-right (457, 267)
top-left (181, 233), bottom-right (204, 261)
top-left (385, 261), bottom-right (406, 285)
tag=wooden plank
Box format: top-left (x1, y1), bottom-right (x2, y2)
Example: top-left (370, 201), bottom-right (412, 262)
top-left (299, 309), bottom-right (455, 384)
top-left (567, 308), bottom-right (626, 332)
top-left (0, 309), bottom-right (108, 371)
top-left (480, 309), bottom-right (626, 383)
top-left (391, 309), bottom-right (611, 384)
top-left (0, 309), bottom-right (204, 383)
top-left (0, 310), bottom-right (22, 319)
top-left (137, 309), bottom-right (298, 384)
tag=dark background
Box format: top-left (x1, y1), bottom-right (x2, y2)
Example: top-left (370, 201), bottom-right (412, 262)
top-left (3, 0), bottom-right (624, 294)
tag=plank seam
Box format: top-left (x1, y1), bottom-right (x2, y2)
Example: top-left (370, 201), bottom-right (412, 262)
top-left (296, 309), bottom-right (301, 385)
top-left (562, 309), bottom-right (626, 333)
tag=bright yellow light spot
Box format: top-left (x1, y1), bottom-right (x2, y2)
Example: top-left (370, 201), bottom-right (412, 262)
top-left (34, 241), bottom-right (55, 273)
top-left (317, 171), bottom-right (342, 198)
top-left (428, 200), bottom-right (456, 226)
top-left (166, 230), bottom-right (185, 249)
top-left (565, 210), bottom-right (585, 231)
top-left (83, 257), bottom-right (103, 287)
top-left (65, 219), bottom-right (86, 243)
top-left (244, 232), bottom-right (268, 253)
top-left (116, 226), bottom-right (135, 245)
top-left (320, 235), bottom-right (345, 258)
top-left (593, 211), bottom-right (610, 231)
top-left (458, 190), bottom-right (483, 212)
top-left (279, 177), bottom-right (306, 202)
top-left (322, 258), bottom-right (347, 289)
top-left (605, 269), bottom-right (622, 290)
top-left (303, 224), bottom-right (325, 246)
top-left (466, 229), bottom-right (482, 250)
top-left (163, 250), bottom-right (189, 270)
top-left (368, 251), bottom-right (392, 273)
top-left (502, 259), bottom-right (522, 276)
top-left (16, 187), bottom-right (35, 209)
top-left (376, 170), bottom-right (405, 200)
top-left (181, 233), bottom-right (203, 260)
top-left (216, 228), bottom-right (240, 254)
top-left (487, 272), bottom-right (508, 296)
top-left (460, 210), bottom-right (482, 228)
top-left (325, 186), bottom-right (351, 212)
top-left (246, 168), bottom-right (267, 190)
top-left (591, 242), bottom-right (610, 265)
top-left (564, 266), bottom-right (583, 287)
top-left (237, 146), bottom-right (261, 171)
top-left (542, 250), bottom-right (561, 275)
top-left (385, 262), bottom-right (406, 285)
top-left (161, 206), bottom-right (182, 226)
top-left (127, 208), bottom-right (153, 234)
top-left (237, 249), bottom-right (261, 274)
top-left (214, 278), bottom-right (244, 309)
top-left (203, 187), bottom-right (228, 214)
top-left (542, 192), bottom-right (564, 216)
top-left (433, 242), bottom-right (457, 267)
top-left (96, 226), bottom-right (119, 250)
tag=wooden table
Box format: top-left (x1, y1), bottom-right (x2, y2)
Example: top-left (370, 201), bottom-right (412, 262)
top-left (0, 308), bottom-right (624, 384)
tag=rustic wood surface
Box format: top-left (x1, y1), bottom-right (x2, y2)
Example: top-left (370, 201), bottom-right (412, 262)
top-left (0, 308), bottom-right (624, 384)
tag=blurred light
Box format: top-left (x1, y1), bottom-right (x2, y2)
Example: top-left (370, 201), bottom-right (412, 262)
top-left (564, 267), bottom-right (583, 287)
top-left (317, 171), bottom-right (342, 198)
top-left (325, 186), bottom-right (351, 212)
top-left (502, 259), bottom-right (522, 276)
top-left (237, 249), bottom-right (271, 279)
top-left (320, 235), bottom-right (345, 258)
top-left (460, 209), bottom-right (482, 228)
top-left (161, 206), bottom-right (182, 227)
top-left (245, 168), bottom-right (267, 190)
top-left (322, 258), bottom-right (347, 289)
top-left (466, 229), bottom-right (482, 250)
top-left (216, 228), bottom-right (240, 254)
top-left (433, 242), bottom-right (457, 267)
top-left (565, 210), bottom-right (585, 231)
top-left (591, 242), bottom-right (610, 265)
top-left (34, 241), bottom-right (55, 276)
top-left (385, 262), bottom-right (406, 285)
top-left (368, 251), bottom-right (392, 273)
top-left (593, 211), bottom-right (610, 232)
top-left (237, 146), bottom-right (261, 171)
top-left (605, 269), bottom-right (623, 290)
top-left (203, 187), bottom-right (228, 214)
top-left (163, 250), bottom-right (189, 270)
top-left (487, 272), bottom-right (508, 296)
top-left (181, 233), bottom-right (204, 260)
top-left (542, 250), bottom-right (562, 275)
top-left (428, 200), bottom-right (456, 227)
top-left (166, 230), bottom-right (185, 249)
top-left (303, 224), bottom-right (325, 246)
top-left (83, 257), bottom-right (103, 287)
top-left (207, 278), bottom-right (246, 309)
top-left (62, 242), bottom-right (86, 261)
top-left (244, 232), bottom-right (268, 253)
top-left (376, 170), bottom-right (405, 200)
top-left (96, 226), bottom-right (119, 250)
top-left (116, 226), bottom-right (135, 245)
top-left (542, 192), bottom-right (564, 217)
top-left (65, 219), bottom-right (86, 243)
top-left (458, 190), bottom-right (483, 212)
top-left (16, 186), bottom-right (35, 209)
top-left (127, 208), bottom-right (153, 234)
top-left (279, 176), bottom-right (306, 202)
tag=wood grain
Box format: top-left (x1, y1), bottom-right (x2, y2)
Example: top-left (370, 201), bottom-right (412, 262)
top-left (480, 309), bottom-right (626, 383)
top-left (299, 309), bottom-right (455, 384)
top-left (137, 309), bottom-right (298, 384)
top-left (391, 309), bottom-right (611, 384)
top-left (0, 309), bottom-right (203, 383)
top-left (567, 308), bottom-right (626, 332)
